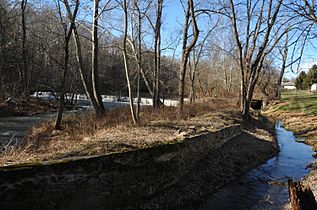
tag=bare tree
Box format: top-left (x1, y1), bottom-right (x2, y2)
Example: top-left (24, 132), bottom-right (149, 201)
top-left (91, 0), bottom-right (105, 114)
top-left (188, 24), bottom-right (217, 103)
top-left (129, 0), bottom-right (143, 119)
top-left (20, 0), bottom-right (28, 97)
top-left (135, 0), bottom-right (142, 119)
top-left (63, 0), bottom-right (105, 115)
top-left (54, 0), bottom-right (79, 130)
top-left (153, 0), bottom-right (163, 108)
top-left (228, 0), bottom-right (286, 118)
top-left (276, 33), bottom-right (289, 99)
top-left (178, 0), bottom-right (199, 113)
top-left (123, 0), bottom-right (138, 125)
top-left (144, 0), bottom-right (163, 108)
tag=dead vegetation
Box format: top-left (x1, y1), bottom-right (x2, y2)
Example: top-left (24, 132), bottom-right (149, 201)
top-left (0, 97), bottom-right (56, 117)
top-left (0, 98), bottom-right (240, 166)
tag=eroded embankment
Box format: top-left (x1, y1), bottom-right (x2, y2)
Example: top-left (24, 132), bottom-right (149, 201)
top-left (0, 120), bottom-right (278, 210)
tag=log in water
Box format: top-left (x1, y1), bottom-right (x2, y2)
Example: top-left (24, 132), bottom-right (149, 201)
top-left (288, 179), bottom-right (317, 210)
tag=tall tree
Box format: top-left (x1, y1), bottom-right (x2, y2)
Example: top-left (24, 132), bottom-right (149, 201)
top-left (63, 0), bottom-right (105, 115)
top-left (20, 0), bottom-right (28, 97)
top-left (228, 0), bottom-right (285, 118)
top-left (91, 0), bottom-right (105, 114)
top-left (188, 24), bottom-right (217, 103)
top-left (123, 0), bottom-right (138, 125)
top-left (54, 0), bottom-right (79, 130)
top-left (276, 33), bottom-right (289, 99)
top-left (178, 0), bottom-right (199, 113)
top-left (153, 0), bottom-right (163, 108)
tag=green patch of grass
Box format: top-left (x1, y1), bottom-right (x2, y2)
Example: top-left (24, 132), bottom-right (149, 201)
top-left (278, 105), bottom-right (289, 111)
top-left (281, 90), bottom-right (317, 115)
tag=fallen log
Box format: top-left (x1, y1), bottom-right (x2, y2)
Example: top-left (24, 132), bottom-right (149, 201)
top-left (288, 179), bottom-right (317, 210)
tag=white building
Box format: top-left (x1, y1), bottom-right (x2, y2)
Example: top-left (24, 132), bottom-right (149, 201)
top-left (282, 81), bottom-right (296, 90)
top-left (311, 83), bottom-right (317, 92)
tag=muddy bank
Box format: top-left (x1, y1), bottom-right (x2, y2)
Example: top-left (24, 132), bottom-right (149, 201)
top-left (0, 118), bottom-right (278, 210)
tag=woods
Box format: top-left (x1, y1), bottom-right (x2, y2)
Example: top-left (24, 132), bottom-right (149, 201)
top-left (0, 0), bottom-right (316, 126)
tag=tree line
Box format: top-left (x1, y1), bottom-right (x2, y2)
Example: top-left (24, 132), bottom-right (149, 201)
top-left (1, 0), bottom-right (317, 128)
top-left (295, 65), bottom-right (317, 90)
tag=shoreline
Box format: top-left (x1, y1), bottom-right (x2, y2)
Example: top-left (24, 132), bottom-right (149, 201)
top-left (263, 105), bottom-right (317, 199)
top-left (0, 112), bottom-right (279, 209)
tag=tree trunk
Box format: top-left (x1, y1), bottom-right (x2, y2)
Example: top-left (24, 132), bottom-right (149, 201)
top-left (21, 0), bottom-right (29, 97)
top-left (153, 0), bottom-right (163, 108)
top-left (63, 0), bottom-right (104, 115)
top-left (73, 26), bottom-right (103, 115)
top-left (92, 0), bottom-right (105, 114)
top-left (136, 0), bottom-right (142, 119)
top-left (276, 34), bottom-right (289, 100)
top-left (178, 0), bottom-right (199, 114)
top-left (55, 0), bottom-right (78, 130)
top-left (189, 57), bottom-right (195, 103)
top-left (288, 179), bottom-right (317, 210)
top-left (123, 0), bottom-right (138, 125)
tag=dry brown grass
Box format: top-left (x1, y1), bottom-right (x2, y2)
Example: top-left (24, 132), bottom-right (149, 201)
top-left (0, 97), bottom-right (56, 117)
top-left (0, 98), bottom-right (239, 165)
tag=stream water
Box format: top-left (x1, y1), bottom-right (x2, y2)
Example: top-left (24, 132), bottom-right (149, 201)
top-left (198, 121), bottom-right (316, 210)
top-left (0, 100), bottom-right (128, 147)
top-left (0, 113), bottom-right (57, 147)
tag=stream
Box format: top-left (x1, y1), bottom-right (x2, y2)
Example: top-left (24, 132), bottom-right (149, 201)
top-left (198, 121), bottom-right (316, 210)
top-left (0, 113), bottom-right (57, 147)
top-left (0, 100), bottom-right (128, 147)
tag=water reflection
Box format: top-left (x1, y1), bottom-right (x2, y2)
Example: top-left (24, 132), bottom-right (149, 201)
top-left (199, 121), bottom-right (315, 210)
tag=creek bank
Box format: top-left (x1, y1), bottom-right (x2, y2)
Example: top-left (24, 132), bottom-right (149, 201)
top-left (264, 102), bottom-right (317, 149)
top-left (0, 97), bottom-right (56, 118)
top-left (0, 115), bottom-right (278, 210)
top-left (263, 102), bottom-right (317, 201)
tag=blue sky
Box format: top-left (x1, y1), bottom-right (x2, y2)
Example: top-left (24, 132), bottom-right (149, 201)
top-left (284, 45), bottom-right (317, 79)
top-left (161, 1), bottom-right (317, 80)
top-left (34, 0), bottom-right (317, 79)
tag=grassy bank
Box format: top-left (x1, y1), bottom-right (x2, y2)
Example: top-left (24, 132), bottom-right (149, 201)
top-left (0, 96), bottom-right (278, 168)
top-left (0, 98), bottom-right (243, 165)
top-left (264, 90), bottom-right (317, 202)
top-left (278, 90), bottom-right (317, 115)
top-left (264, 90), bottom-right (317, 149)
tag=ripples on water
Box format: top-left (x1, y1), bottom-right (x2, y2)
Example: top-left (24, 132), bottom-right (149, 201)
top-left (199, 121), bottom-right (316, 210)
